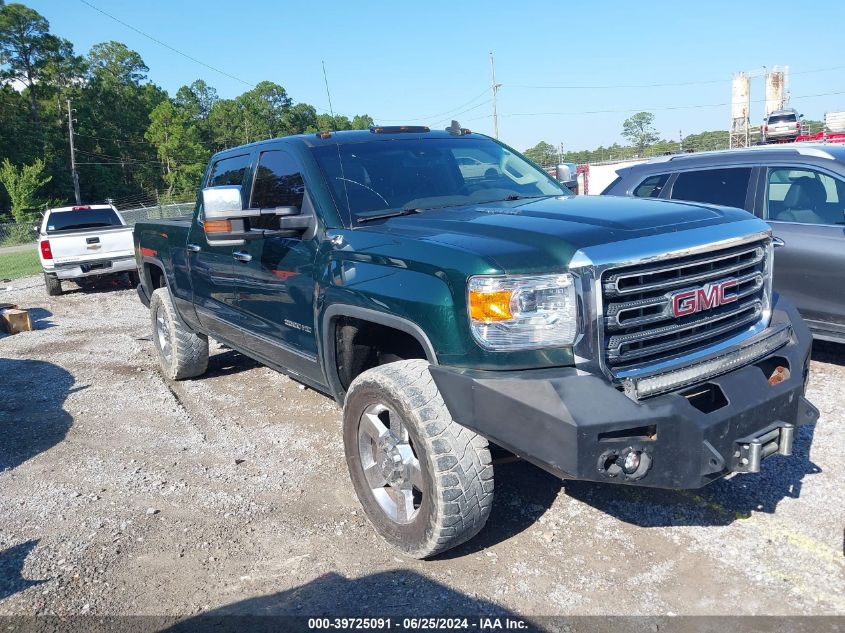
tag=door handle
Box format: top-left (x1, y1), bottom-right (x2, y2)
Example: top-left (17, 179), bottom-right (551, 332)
top-left (233, 251), bottom-right (252, 263)
top-left (187, 243), bottom-right (201, 252)
top-left (772, 237), bottom-right (786, 248)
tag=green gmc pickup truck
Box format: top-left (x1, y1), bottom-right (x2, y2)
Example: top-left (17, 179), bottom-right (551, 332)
top-left (134, 125), bottom-right (818, 558)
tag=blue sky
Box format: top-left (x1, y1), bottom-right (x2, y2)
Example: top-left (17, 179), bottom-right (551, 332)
top-left (28, 0), bottom-right (845, 151)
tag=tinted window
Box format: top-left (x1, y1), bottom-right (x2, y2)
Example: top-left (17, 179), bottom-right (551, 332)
top-left (46, 208), bottom-right (121, 233)
top-left (633, 173), bottom-right (669, 198)
top-left (767, 114), bottom-right (797, 124)
top-left (208, 154), bottom-right (250, 187)
top-left (251, 150), bottom-right (305, 209)
top-left (670, 168), bottom-right (751, 209)
top-left (765, 167), bottom-right (845, 225)
top-left (311, 137), bottom-right (566, 223)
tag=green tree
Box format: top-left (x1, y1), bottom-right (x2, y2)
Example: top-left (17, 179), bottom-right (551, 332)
top-left (237, 81), bottom-right (292, 140)
top-left (175, 79), bottom-right (218, 122)
top-left (145, 101), bottom-right (208, 194)
top-left (87, 41), bottom-right (148, 86)
top-left (523, 141), bottom-right (558, 167)
top-left (0, 158), bottom-right (51, 220)
top-left (0, 3), bottom-right (65, 122)
top-left (622, 112), bottom-right (659, 156)
top-left (74, 41), bottom-right (168, 201)
top-left (207, 98), bottom-right (244, 149)
top-left (351, 114), bottom-right (374, 130)
top-left (284, 102), bottom-right (318, 134)
top-left (316, 113), bottom-right (354, 131)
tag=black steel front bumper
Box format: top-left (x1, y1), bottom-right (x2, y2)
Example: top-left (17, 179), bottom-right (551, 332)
top-left (430, 296), bottom-right (819, 489)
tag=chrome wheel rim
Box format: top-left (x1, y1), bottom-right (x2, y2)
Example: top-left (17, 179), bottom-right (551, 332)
top-left (155, 305), bottom-right (172, 365)
top-left (357, 403), bottom-right (424, 524)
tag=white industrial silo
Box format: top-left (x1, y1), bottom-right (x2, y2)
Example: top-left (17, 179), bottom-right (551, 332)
top-left (765, 68), bottom-right (786, 115)
top-left (731, 73), bottom-right (750, 120)
top-left (730, 73), bottom-right (751, 148)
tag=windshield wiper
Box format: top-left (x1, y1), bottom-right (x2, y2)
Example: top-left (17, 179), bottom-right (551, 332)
top-left (356, 208), bottom-right (423, 223)
top-left (503, 194), bottom-right (559, 201)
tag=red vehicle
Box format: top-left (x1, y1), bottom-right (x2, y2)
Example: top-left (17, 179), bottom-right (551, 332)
top-left (795, 131), bottom-right (845, 144)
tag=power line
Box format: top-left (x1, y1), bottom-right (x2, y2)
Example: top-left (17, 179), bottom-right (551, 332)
top-left (481, 89), bottom-right (845, 119)
top-left (375, 88), bottom-right (491, 123)
top-left (431, 99), bottom-right (493, 127)
top-left (73, 131), bottom-right (158, 146)
top-left (73, 0), bottom-right (503, 127)
top-left (507, 64), bottom-right (845, 91)
top-left (75, 149), bottom-right (164, 166)
top-left (76, 0), bottom-right (255, 88)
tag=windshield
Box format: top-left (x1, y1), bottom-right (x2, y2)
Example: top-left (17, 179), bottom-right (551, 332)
top-left (46, 208), bottom-right (122, 232)
top-left (311, 137), bottom-right (567, 223)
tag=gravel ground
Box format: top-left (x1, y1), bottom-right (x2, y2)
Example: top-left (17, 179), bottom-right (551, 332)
top-left (0, 274), bottom-right (843, 618)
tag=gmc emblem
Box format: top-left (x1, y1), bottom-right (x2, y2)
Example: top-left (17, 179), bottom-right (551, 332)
top-left (671, 279), bottom-right (739, 317)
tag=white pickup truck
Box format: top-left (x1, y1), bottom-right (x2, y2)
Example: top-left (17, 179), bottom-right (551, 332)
top-left (38, 204), bottom-right (139, 296)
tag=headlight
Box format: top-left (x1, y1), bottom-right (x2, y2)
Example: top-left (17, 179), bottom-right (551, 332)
top-left (467, 273), bottom-right (577, 350)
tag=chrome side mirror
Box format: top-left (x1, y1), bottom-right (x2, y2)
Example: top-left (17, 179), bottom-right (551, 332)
top-left (202, 185), bottom-right (249, 219)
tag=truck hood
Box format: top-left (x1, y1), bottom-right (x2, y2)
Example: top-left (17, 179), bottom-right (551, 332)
top-left (359, 195), bottom-right (757, 273)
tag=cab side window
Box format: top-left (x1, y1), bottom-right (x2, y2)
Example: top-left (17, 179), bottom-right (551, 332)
top-left (200, 154), bottom-right (251, 222)
top-left (208, 154), bottom-right (250, 187)
top-left (765, 167), bottom-right (845, 225)
top-left (669, 167), bottom-right (752, 209)
top-left (250, 150), bottom-right (306, 230)
top-left (633, 173), bottom-right (669, 198)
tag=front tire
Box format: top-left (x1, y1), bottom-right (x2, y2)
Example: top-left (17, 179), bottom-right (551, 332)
top-left (44, 273), bottom-right (62, 296)
top-left (149, 287), bottom-right (208, 380)
top-left (343, 359), bottom-right (494, 558)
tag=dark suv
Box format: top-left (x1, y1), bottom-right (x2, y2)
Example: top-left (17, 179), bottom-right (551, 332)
top-left (602, 144), bottom-right (845, 344)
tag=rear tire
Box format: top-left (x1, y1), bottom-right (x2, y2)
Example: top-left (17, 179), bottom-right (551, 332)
top-left (44, 273), bottom-right (62, 296)
top-left (149, 287), bottom-right (208, 380)
top-left (343, 359), bottom-right (494, 558)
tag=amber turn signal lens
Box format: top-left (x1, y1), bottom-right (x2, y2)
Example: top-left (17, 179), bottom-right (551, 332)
top-left (469, 290), bottom-right (513, 322)
top-left (204, 219), bottom-right (232, 234)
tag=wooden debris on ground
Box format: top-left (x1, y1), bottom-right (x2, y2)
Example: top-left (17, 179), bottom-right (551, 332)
top-left (0, 303), bottom-right (32, 334)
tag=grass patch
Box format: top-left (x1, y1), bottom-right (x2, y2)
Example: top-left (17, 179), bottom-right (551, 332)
top-left (0, 249), bottom-right (41, 280)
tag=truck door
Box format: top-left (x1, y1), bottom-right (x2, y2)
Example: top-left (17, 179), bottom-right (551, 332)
top-left (760, 165), bottom-right (845, 339)
top-left (187, 153), bottom-right (252, 347)
top-left (235, 149), bottom-right (323, 383)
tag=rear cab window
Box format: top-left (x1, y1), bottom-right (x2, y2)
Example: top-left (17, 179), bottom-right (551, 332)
top-left (669, 167), bottom-right (752, 209)
top-left (45, 208), bottom-right (122, 233)
top-left (766, 114), bottom-right (797, 125)
top-left (249, 150), bottom-right (307, 230)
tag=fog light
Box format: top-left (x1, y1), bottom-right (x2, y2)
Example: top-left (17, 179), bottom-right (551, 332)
top-left (597, 447), bottom-right (653, 481)
top-left (623, 450), bottom-right (641, 474)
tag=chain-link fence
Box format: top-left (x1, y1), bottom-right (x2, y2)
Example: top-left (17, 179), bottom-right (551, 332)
top-left (0, 221), bottom-right (38, 248)
top-left (0, 198), bottom-right (196, 250)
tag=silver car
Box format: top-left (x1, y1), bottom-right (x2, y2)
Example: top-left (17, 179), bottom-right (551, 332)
top-left (763, 108), bottom-right (802, 143)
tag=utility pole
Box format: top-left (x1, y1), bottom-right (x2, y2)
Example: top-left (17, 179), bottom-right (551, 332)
top-left (489, 52), bottom-right (502, 139)
top-left (66, 99), bottom-right (81, 205)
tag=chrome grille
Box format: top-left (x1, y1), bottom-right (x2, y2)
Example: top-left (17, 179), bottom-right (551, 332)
top-left (601, 239), bottom-right (771, 370)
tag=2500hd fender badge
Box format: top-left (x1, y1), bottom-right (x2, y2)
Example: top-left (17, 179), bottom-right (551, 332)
top-left (672, 278), bottom-right (739, 317)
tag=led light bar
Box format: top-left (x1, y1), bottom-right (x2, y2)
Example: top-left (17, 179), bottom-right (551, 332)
top-left (623, 325), bottom-right (793, 399)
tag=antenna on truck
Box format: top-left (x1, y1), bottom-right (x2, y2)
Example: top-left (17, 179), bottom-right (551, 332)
top-left (321, 61), bottom-right (353, 228)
